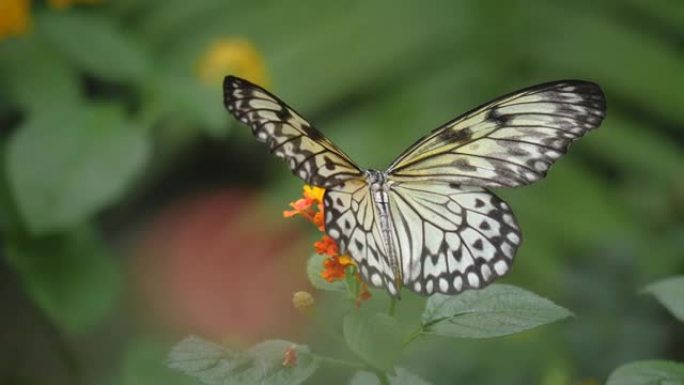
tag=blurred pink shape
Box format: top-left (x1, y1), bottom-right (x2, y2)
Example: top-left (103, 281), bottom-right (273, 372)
top-left (132, 188), bottom-right (310, 344)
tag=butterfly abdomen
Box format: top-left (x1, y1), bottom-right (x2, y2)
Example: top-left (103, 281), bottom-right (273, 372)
top-left (366, 170), bottom-right (402, 297)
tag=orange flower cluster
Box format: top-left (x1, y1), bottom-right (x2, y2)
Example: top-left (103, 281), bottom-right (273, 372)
top-left (284, 185), bottom-right (370, 305)
top-left (283, 185), bottom-right (324, 231)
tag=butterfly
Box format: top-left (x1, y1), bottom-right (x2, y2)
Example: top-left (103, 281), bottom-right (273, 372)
top-left (223, 75), bottom-right (606, 297)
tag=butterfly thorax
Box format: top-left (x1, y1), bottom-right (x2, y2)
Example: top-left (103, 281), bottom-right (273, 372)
top-left (365, 169), bottom-right (403, 289)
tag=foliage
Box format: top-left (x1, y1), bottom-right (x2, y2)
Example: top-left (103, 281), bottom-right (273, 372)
top-left (606, 361), bottom-right (684, 385)
top-left (642, 276), bottom-right (684, 322)
top-left (349, 368), bottom-right (432, 385)
top-left (168, 337), bottom-right (318, 385)
top-left (0, 0), bottom-right (682, 384)
top-left (421, 285), bottom-right (572, 339)
top-left (604, 276), bottom-right (684, 385)
top-left (169, 262), bottom-right (573, 384)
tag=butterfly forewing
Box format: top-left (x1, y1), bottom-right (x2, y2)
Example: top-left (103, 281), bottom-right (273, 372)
top-left (224, 76), bottom-right (363, 188)
top-left (387, 80), bottom-right (606, 187)
top-left (388, 180), bottom-right (521, 294)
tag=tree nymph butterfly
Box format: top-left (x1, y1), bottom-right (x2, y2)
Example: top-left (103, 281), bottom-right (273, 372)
top-left (224, 76), bottom-right (606, 297)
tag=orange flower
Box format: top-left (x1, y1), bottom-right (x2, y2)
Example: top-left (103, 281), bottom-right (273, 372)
top-left (283, 185), bottom-right (326, 232)
top-left (311, 210), bottom-right (324, 231)
top-left (282, 345), bottom-right (297, 367)
top-left (313, 235), bottom-right (338, 257)
top-left (321, 257), bottom-right (344, 282)
top-left (321, 254), bottom-right (354, 282)
top-left (283, 197), bottom-right (315, 218)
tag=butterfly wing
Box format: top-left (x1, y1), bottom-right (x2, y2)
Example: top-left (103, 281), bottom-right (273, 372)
top-left (383, 80), bottom-right (604, 295)
top-left (387, 180), bottom-right (521, 295)
top-left (224, 76), bottom-right (363, 188)
top-left (323, 180), bottom-right (400, 296)
top-left (224, 76), bottom-right (398, 293)
top-left (387, 80), bottom-right (606, 187)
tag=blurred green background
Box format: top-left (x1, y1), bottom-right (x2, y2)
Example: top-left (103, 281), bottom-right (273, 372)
top-left (0, 0), bottom-right (682, 384)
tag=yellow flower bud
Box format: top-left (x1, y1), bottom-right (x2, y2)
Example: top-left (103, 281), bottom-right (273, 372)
top-left (196, 38), bottom-right (269, 87)
top-left (292, 291), bottom-right (314, 313)
top-left (0, 0), bottom-right (30, 40)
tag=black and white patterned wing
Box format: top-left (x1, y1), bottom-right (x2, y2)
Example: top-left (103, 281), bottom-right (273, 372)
top-left (388, 180), bottom-right (521, 295)
top-left (224, 76), bottom-right (363, 188)
top-left (387, 80), bottom-right (606, 187)
top-left (323, 180), bottom-right (400, 296)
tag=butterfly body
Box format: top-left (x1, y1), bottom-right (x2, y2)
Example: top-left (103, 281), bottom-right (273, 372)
top-left (365, 169), bottom-right (403, 292)
top-left (224, 76), bottom-right (606, 298)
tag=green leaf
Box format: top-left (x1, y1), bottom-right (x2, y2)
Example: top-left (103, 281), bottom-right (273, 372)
top-left (118, 337), bottom-right (199, 385)
top-left (350, 367), bottom-right (432, 385)
top-left (307, 253), bottom-right (346, 292)
top-left (606, 360), bottom-right (684, 385)
top-left (150, 73), bottom-right (229, 138)
top-left (6, 103), bottom-right (150, 234)
top-left (0, 35), bottom-right (80, 113)
top-left (37, 10), bottom-right (150, 82)
top-left (643, 276), bottom-right (684, 323)
top-left (4, 226), bottom-right (120, 333)
top-left (343, 310), bottom-right (403, 371)
top-left (422, 284), bottom-right (573, 339)
top-left (168, 336), bottom-right (318, 385)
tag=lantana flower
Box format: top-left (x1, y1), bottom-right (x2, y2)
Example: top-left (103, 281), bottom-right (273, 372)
top-left (284, 185), bottom-right (371, 306)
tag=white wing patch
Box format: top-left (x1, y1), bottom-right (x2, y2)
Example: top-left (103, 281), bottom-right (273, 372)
top-left (388, 180), bottom-right (521, 295)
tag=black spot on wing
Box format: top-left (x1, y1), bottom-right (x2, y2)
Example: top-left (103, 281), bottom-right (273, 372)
top-left (453, 248), bottom-right (463, 262)
top-left (487, 108), bottom-right (511, 125)
top-left (453, 158), bottom-right (477, 172)
top-left (439, 127), bottom-right (472, 143)
top-left (324, 156), bottom-right (336, 170)
top-left (472, 238), bottom-right (483, 251)
top-left (301, 123), bottom-right (324, 141)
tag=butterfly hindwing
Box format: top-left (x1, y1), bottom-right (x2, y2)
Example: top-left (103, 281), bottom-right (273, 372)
top-left (323, 181), bottom-right (399, 295)
top-left (387, 80), bottom-right (606, 187)
top-left (224, 76), bottom-right (363, 188)
top-left (388, 180), bottom-right (521, 294)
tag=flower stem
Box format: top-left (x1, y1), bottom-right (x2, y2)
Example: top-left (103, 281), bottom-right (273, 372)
top-left (374, 369), bottom-right (391, 385)
top-left (387, 297), bottom-right (397, 316)
top-left (316, 354), bottom-right (366, 370)
top-left (402, 325), bottom-right (424, 348)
